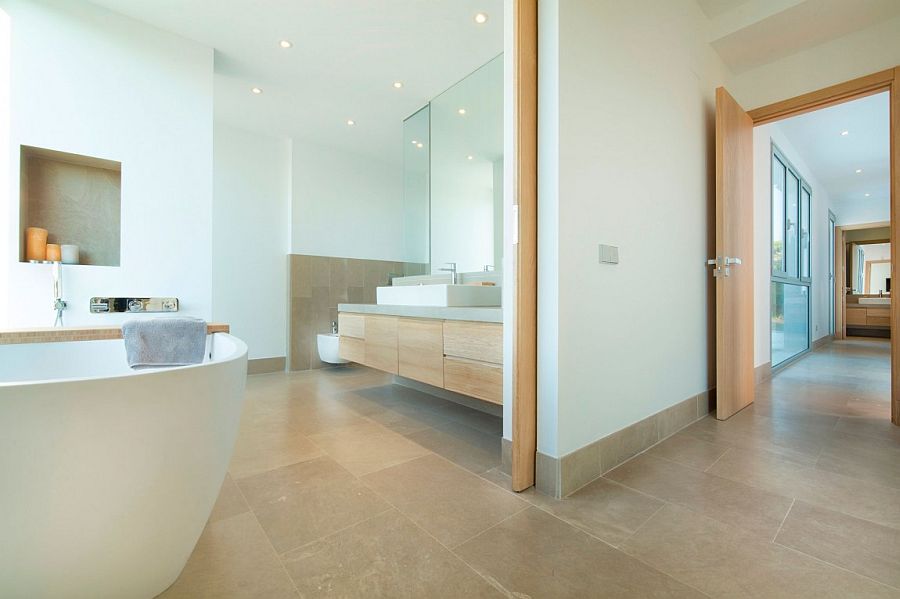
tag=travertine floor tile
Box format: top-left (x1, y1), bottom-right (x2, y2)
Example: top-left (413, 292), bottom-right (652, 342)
top-left (522, 477), bottom-right (664, 546)
top-left (361, 454), bottom-right (527, 548)
top-left (251, 478), bottom-right (391, 553)
top-left (455, 507), bottom-right (705, 598)
top-left (707, 444), bottom-right (900, 529)
top-left (621, 503), bottom-right (897, 599)
top-left (281, 510), bottom-right (505, 598)
top-left (158, 512), bottom-right (297, 599)
top-left (775, 500), bottom-right (900, 590)
top-left (406, 419), bottom-right (501, 474)
top-left (207, 474), bottom-right (249, 524)
top-left (605, 453), bottom-right (793, 539)
top-left (644, 432), bottom-right (731, 471)
top-left (308, 421), bottom-right (430, 476)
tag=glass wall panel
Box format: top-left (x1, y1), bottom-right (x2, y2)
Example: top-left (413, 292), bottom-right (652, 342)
top-left (800, 187), bottom-right (810, 278)
top-left (401, 106), bottom-right (431, 264)
top-left (785, 170), bottom-right (800, 278)
top-left (771, 282), bottom-right (809, 366)
top-left (772, 156), bottom-right (785, 273)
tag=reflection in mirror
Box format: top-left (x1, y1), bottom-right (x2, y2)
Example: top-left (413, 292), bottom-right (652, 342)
top-left (402, 106), bottom-right (430, 264)
top-left (401, 55), bottom-right (503, 276)
top-left (849, 241), bottom-right (891, 294)
top-left (430, 55), bottom-right (503, 274)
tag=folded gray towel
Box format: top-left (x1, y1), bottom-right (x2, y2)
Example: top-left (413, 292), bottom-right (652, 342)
top-left (122, 318), bottom-right (208, 369)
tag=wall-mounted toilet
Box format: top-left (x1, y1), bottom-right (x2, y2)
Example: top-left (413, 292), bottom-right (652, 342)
top-left (317, 333), bottom-right (349, 365)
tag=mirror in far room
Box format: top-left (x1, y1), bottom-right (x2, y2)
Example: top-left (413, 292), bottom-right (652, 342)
top-left (849, 241), bottom-right (891, 294)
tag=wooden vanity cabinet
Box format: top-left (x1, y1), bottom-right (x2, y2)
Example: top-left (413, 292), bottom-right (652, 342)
top-left (363, 315), bottom-right (399, 374)
top-left (338, 312), bottom-right (503, 405)
top-left (398, 319), bottom-right (444, 387)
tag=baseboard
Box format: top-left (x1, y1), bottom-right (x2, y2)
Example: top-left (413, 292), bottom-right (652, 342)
top-left (812, 335), bottom-right (834, 350)
top-left (392, 376), bottom-right (502, 418)
top-left (501, 438), bottom-right (512, 475)
top-left (247, 356), bottom-right (286, 375)
top-left (535, 388), bottom-right (716, 499)
top-left (755, 361), bottom-right (772, 384)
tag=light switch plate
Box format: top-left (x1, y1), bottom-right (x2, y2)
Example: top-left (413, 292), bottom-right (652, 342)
top-left (599, 244), bottom-right (619, 265)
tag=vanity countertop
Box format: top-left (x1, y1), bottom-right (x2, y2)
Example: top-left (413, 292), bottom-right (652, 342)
top-left (338, 303), bottom-right (502, 323)
top-left (0, 323), bottom-right (230, 345)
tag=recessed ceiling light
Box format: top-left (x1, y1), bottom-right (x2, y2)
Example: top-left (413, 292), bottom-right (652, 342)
top-left (840, 130), bottom-right (849, 136)
top-left (856, 168), bottom-right (863, 173)
top-left (474, 12), bottom-right (488, 24)
top-left (346, 119), bottom-right (356, 126)
top-left (393, 81), bottom-right (403, 89)
top-left (458, 108), bottom-right (467, 115)
top-left (416, 143), bottom-right (424, 148)
top-left (467, 155), bottom-right (474, 160)
top-left (411, 140), bottom-right (418, 145)
top-left (279, 40), bottom-right (293, 49)
top-left (865, 193), bottom-right (871, 197)
top-left (250, 87), bottom-right (263, 95)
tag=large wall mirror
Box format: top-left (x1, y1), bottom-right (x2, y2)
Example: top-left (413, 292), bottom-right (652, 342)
top-left (401, 54), bottom-right (503, 275)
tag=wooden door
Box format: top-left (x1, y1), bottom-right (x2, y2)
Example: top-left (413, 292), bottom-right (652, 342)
top-left (713, 87), bottom-right (754, 420)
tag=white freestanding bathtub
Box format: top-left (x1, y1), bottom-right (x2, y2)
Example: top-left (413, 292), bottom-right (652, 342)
top-left (0, 333), bottom-right (248, 599)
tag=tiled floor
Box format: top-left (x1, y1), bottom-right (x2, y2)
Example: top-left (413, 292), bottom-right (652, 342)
top-left (159, 339), bottom-right (900, 598)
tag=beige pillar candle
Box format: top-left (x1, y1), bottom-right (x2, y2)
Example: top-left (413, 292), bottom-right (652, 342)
top-left (25, 227), bottom-right (48, 261)
top-left (46, 243), bottom-right (61, 262)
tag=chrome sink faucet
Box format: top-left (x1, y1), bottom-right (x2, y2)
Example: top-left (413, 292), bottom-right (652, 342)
top-left (439, 262), bottom-right (458, 285)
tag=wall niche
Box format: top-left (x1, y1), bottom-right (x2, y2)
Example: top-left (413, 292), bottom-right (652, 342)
top-left (19, 145), bottom-right (121, 266)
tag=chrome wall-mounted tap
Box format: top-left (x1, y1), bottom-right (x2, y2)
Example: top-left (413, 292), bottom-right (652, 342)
top-left (439, 262), bottom-right (458, 285)
top-left (51, 261), bottom-right (67, 327)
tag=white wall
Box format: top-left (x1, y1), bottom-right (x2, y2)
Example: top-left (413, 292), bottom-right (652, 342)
top-left (752, 123), bottom-right (836, 368)
top-left (2, 0), bottom-right (214, 328)
top-left (213, 124), bottom-right (290, 360)
top-left (290, 140), bottom-right (406, 262)
top-left (0, 7), bottom-right (9, 328)
top-left (730, 13), bottom-right (900, 110)
top-left (541, 0), bottom-right (727, 457)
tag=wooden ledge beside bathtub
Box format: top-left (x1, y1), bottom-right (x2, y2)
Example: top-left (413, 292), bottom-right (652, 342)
top-left (0, 323), bottom-right (230, 345)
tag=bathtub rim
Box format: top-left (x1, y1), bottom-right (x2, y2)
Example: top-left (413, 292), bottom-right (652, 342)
top-left (0, 332), bottom-right (247, 388)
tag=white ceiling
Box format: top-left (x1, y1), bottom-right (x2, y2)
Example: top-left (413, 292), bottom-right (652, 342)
top-left (776, 91), bottom-right (889, 222)
top-left (89, 0), bottom-right (504, 163)
top-left (704, 0), bottom-right (900, 74)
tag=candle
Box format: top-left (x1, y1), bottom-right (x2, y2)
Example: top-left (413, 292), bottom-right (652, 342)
top-left (60, 244), bottom-right (79, 265)
top-left (25, 227), bottom-right (48, 261)
top-left (46, 244), bottom-right (61, 262)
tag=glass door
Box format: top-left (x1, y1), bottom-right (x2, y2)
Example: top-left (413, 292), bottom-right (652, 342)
top-left (828, 212), bottom-right (836, 335)
top-left (771, 147), bottom-right (812, 367)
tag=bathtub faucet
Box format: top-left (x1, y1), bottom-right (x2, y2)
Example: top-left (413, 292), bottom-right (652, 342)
top-left (51, 262), bottom-right (67, 327)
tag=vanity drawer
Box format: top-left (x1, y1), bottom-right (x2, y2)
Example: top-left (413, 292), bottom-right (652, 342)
top-left (338, 313), bottom-right (366, 339)
top-left (398, 318), bottom-right (444, 387)
top-left (846, 307), bottom-right (867, 326)
top-left (364, 315), bottom-right (398, 374)
top-left (443, 321), bottom-right (502, 365)
top-left (867, 315), bottom-right (890, 327)
top-left (339, 336), bottom-right (365, 363)
top-left (443, 356), bottom-right (502, 404)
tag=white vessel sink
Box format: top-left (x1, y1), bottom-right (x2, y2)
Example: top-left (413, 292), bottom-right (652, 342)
top-left (376, 284), bottom-right (501, 307)
top-left (859, 297), bottom-right (891, 305)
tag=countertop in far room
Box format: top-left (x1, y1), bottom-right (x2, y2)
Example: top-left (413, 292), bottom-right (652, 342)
top-left (0, 323), bottom-right (231, 345)
top-left (338, 304), bottom-right (502, 323)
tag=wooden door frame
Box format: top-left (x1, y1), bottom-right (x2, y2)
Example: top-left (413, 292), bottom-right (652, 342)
top-left (511, 0), bottom-right (537, 491)
top-left (747, 67), bottom-right (900, 426)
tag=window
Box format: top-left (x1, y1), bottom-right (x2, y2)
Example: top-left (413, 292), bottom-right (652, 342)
top-left (771, 146), bottom-right (811, 367)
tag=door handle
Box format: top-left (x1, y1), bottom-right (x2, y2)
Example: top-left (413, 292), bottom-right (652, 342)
top-left (706, 256), bottom-right (741, 277)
